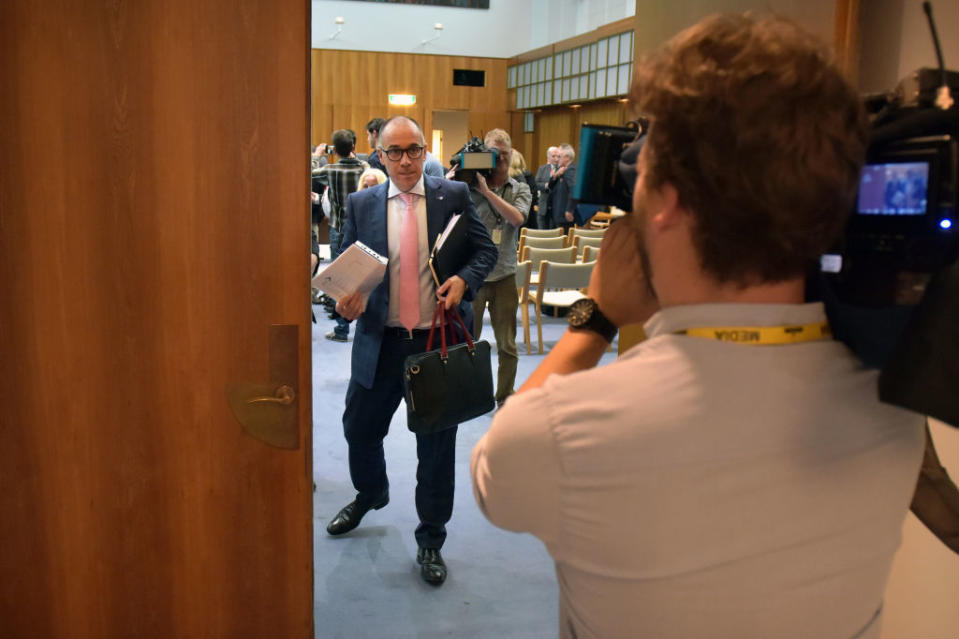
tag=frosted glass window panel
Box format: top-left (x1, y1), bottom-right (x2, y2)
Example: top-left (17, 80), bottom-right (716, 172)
top-left (620, 32), bottom-right (632, 66)
top-left (589, 43), bottom-right (597, 70)
top-left (566, 78), bottom-right (574, 102)
top-left (607, 35), bottom-right (619, 65)
top-left (597, 39), bottom-right (607, 68)
top-left (579, 75), bottom-right (588, 99)
top-left (516, 90), bottom-right (524, 109)
top-left (569, 76), bottom-right (578, 100)
top-left (571, 48), bottom-right (579, 75)
top-left (563, 51), bottom-right (572, 77)
top-left (618, 64), bottom-right (630, 95)
top-left (607, 66), bottom-right (618, 95)
top-left (553, 79), bottom-right (562, 104)
top-left (596, 68), bottom-right (607, 97)
top-left (545, 56), bottom-right (552, 79)
top-left (519, 64), bottom-right (525, 86)
top-left (589, 70), bottom-right (598, 99)
top-left (539, 58), bottom-right (547, 82)
top-left (537, 82), bottom-right (544, 106)
top-left (508, 67), bottom-right (516, 89)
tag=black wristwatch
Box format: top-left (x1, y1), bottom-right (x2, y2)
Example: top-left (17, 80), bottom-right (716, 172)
top-left (567, 298), bottom-right (617, 342)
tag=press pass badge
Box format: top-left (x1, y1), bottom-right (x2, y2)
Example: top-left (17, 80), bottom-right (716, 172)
top-left (491, 228), bottom-right (502, 245)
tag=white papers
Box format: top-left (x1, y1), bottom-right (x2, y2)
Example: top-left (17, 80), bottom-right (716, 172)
top-left (312, 241), bottom-right (387, 300)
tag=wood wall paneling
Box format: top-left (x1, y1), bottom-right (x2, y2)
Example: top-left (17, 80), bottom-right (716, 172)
top-left (0, 1), bottom-right (312, 637)
top-left (312, 49), bottom-right (509, 155)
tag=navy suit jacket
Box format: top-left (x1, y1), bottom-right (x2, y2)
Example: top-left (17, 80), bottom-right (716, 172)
top-left (341, 175), bottom-right (497, 389)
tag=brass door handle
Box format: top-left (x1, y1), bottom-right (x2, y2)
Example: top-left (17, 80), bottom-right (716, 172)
top-left (247, 385), bottom-right (295, 405)
top-left (226, 325), bottom-right (299, 449)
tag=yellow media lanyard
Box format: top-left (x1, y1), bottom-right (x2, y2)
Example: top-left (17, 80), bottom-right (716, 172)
top-left (676, 321), bottom-right (832, 345)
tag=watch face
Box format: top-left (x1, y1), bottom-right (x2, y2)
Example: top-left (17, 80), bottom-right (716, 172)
top-left (568, 299), bottom-right (593, 327)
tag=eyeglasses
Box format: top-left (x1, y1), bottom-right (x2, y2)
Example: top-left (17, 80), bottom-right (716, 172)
top-left (379, 145), bottom-right (425, 161)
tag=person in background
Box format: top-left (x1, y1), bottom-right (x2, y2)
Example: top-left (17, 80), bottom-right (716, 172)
top-left (467, 129), bottom-right (531, 407)
top-left (366, 118), bottom-right (387, 173)
top-left (546, 143), bottom-right (577, 232)
top-left (311, 143), bottom-right (329, 171)
top-left (471, 14), bottom-right (925, 639)
top-left (534, 146), bottom-right (559, 229)
top-left (347, 129), bottom-right (369, 163)
top-left (312, 129), bottom-right (369, 342)
top-left (508, 148), bottom-right (538, 227)
top-left (356, 167), bottom-right (387, 191)
top-left (423, 149), bottom-right (446, 178)
top-left (326, 116), bottom-right (496, 587)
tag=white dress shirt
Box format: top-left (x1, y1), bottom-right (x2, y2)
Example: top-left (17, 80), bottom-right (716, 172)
top-left (472, 303), bottom-right (925, 639)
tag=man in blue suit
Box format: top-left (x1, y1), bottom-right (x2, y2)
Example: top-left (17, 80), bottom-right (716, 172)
top-left (326, 116), bottom-right (497, 586)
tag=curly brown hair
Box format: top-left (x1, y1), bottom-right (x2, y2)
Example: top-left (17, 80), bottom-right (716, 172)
top-left (632, 14), bottom-right (868, 285)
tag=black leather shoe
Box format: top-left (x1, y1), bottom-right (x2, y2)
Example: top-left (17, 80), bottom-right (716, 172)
top-left (416, 547), bottom-right (447, 586)
top-left (326, 493), bottom-right (389, 536)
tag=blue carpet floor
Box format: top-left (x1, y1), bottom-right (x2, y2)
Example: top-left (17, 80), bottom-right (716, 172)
top-left (311, 292), bottom-right (620, 638)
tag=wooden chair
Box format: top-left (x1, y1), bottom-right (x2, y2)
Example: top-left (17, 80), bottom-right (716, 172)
top-left (572, 234), bottom-right (604, 258)
top-left (517, 234), bottom-right (568, 258)
top-left (581, 245), bottom-right (600, 262)
top-left (567, 227), bottom-right (606, 244)
top-left (520, 227), bottom-right (565, 238)
top-left (514, 260), bottom-right (533, 355)
top-left (521, 245), bottom-right (577, 287)
top-left (588, 211), bottom-right (614, 228)
top-left (590, 207), bottom-right (627, 228)
top-left (527, 260), bottom-right (595, 353)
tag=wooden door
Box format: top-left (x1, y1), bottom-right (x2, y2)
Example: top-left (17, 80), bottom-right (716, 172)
top-left (0, 2), bottom-right (313, 637)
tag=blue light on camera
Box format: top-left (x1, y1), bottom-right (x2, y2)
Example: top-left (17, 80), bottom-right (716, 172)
top-left (940, 218), bottom-right (953, 230)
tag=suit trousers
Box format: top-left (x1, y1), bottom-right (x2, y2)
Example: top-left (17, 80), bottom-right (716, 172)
top-left (472, 273), bottom-right (519, 403)
top-left (342, 330), bottom-right (458, 550)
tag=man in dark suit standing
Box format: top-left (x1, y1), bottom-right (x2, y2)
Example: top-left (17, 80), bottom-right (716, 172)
top-left (533, 146), bottom-right (559, 229)
top-left (547, 143), bottom-right (577, 233)
top-left (326, 116), bottom-right (497, 586)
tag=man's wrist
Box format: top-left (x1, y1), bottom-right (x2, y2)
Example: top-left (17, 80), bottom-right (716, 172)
top-left (567, 298), bottom-right (618, 342)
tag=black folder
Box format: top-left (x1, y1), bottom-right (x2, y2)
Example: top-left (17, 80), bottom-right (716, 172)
top-left (429, 213), bottom-right (467, 287)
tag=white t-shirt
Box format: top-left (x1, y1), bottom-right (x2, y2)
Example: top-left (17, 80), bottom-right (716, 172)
top-left (471, 303), bottom-right (925, 639)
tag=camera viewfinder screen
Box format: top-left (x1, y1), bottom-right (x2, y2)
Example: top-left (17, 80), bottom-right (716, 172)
top-left (856, 161), bottom-right (929, 215)
top-left (460, 152), bottom-right (496, 170)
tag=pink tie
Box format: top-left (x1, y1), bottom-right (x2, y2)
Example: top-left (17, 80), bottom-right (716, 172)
top-left (398, 192), bottom-right (419, 332)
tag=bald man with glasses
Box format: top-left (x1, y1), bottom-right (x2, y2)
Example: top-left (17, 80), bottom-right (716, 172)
top-left (325, 116), bottom-right (496, 587)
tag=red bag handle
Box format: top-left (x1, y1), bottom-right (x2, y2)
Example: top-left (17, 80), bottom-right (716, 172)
top-left (425, 302), bottom-right (476, 358)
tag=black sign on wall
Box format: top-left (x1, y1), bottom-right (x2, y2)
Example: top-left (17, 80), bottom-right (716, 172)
top-left (453, 69), bottom-right (486, 87)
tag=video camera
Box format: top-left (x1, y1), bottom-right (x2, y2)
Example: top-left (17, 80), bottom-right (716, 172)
top-left (449, 137), bottom-right (498, 186)
top-left (819, 1), bottom-right (959, 427)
